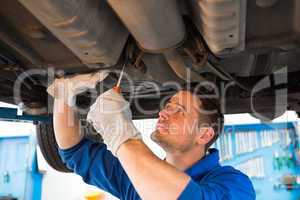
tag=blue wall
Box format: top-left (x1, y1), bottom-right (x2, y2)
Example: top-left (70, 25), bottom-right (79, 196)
top-left (217, 122), bottom-right (300, 200)
top-left (0, 135), bottom-right (42, 200)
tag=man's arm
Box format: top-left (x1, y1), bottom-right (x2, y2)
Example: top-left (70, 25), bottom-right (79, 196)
top-left (117, 140), bottom-right (256, 200)
top-left (53, 98), bottom-right (83, 149)
top-left (117, 139), bottom-right (191, 200)
top-left (53, 98), bottom-right (136, 199)
top-left (48, 70), bottom-right (109, 149)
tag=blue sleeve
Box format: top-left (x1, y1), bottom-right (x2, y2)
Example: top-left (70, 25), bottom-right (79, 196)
top-left (58, 139), bottom-right (135, 199)
top-left (178, 170), bottom-right (256, 200)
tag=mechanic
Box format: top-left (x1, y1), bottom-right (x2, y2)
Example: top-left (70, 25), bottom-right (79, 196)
top-left (48, 72), bottom-right (255, 200)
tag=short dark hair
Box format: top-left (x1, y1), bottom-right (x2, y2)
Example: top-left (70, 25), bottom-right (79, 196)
top-left (183, 83), bottom-right (224, 149)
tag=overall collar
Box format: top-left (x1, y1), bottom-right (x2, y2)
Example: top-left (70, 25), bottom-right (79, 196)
top-left (184, 148), bottom-right (220, 179)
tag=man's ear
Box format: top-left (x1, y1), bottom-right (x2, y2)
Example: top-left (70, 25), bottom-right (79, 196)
top-left (195, 127), bottom-right (215, 145)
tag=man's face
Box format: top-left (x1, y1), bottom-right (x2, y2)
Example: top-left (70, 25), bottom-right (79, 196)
top-left (151, 90), bottom-right (202, 153)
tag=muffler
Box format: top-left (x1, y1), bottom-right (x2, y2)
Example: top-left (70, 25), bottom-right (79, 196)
top-left (108, 0), bottom-right (206, 82)
top-left (19, 0), bottom-right (129, 67)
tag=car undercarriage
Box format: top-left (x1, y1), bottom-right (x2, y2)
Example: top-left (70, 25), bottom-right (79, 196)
top-left (0, 0), bottom-right (300, 121)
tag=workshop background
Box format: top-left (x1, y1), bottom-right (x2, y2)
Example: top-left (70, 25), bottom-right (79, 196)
top-left (0, 102), bottom-right (300, 200)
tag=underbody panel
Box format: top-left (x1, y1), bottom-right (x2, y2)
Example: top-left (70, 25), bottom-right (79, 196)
top-left (0, 0), bottom-right (299, 120)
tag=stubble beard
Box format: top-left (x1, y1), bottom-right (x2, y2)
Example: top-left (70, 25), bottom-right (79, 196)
top-left (150, 130), bottom-right (195, 154)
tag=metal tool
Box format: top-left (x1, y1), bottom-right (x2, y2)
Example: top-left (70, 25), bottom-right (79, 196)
top-left (113, 64), bottom-right (125, 93)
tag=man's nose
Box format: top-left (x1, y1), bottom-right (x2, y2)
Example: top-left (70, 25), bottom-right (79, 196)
top-left (159, 109), bottom-right (169, 121)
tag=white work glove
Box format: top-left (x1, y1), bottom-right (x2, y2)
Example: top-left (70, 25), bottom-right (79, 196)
top-left (87, 89), bottom-right (142, 156)
top-left (47, 71), bottom-right (109, 107)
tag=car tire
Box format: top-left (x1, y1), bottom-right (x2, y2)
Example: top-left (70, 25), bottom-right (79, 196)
top-left (36, 120), bottom-right (102, 173)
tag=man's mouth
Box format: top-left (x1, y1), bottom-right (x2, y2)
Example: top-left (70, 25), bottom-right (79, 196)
top-left (156, 122), bottom-right (169, 132)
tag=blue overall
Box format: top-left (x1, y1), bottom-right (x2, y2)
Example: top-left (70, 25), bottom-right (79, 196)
top-left (59, 139), bottom-right (256, 200)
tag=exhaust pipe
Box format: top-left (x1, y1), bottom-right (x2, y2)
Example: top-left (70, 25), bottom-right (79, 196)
top-left (107, 0), bottom-right (206, 82)
top-left (107, 0), bottom-right (185, 53)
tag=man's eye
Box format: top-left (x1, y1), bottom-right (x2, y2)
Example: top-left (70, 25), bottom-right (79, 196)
top-left (177, 107), bottom-right (184, 114)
